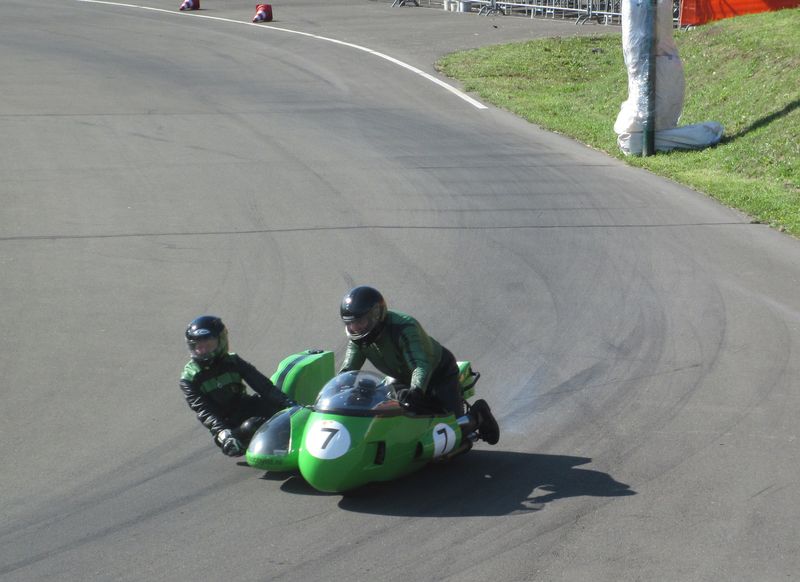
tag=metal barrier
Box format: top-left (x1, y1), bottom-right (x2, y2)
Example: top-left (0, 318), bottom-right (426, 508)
top-left (483, 0), bottom-right (592, 20)
top-left (389, 0), bottom-right (682, 26)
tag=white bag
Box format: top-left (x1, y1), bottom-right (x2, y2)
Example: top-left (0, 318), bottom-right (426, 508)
top-left (614, 0), bottom-right (723, 155)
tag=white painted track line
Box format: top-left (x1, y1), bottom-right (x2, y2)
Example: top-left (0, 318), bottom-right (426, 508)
top-left (76, 0), bottom-right (489, 110)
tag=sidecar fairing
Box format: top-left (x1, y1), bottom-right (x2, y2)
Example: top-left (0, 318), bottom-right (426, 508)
top-left (247, 349), bottom-right (336, 472)
top-left (298, 371), bottom-right (464, 493)
top-left (270, 349), bottom-right (335, 405)
top-left (246, 405), bottom-right (309, 471)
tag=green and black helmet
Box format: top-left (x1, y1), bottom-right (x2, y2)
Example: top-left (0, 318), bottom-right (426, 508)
top-left (185, 315), bottom-right (229, 365)
top-left (340, 286), bottom-right (387, 345)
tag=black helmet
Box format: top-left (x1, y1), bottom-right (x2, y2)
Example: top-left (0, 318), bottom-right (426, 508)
top-left (185, 315), bottom-right (229, 365)
top-left (340, 286), bottom-right (387, 344)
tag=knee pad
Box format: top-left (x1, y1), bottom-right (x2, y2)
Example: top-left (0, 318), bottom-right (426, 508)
top-left (236, 416), bottom-right (267, 441)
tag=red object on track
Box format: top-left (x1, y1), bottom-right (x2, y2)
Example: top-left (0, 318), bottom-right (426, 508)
top-left (253, 4), bottom-right (273, 22)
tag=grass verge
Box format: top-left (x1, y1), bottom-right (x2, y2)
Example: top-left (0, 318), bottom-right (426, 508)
top-left (436, 9), bottom-right (799, 236)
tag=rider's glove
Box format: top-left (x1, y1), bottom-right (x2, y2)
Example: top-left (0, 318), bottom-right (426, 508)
top-left (222, 437), bottom-right (245, 457)
top-left (216, 429), bottom-right (245, 457)
top-left (400, 387), bottom-right (426, 408)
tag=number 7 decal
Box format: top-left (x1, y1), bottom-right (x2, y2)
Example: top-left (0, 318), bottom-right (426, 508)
top-left (307, 420), bottom-right (351, 459)
top-left (436, 427), bottom-right (449, 451)
top-left (320, 427), bottom-right (339, 449)
top-left (432, 423), bottom-right (457, 457)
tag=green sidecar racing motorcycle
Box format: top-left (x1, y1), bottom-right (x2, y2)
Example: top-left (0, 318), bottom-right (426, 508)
top-left (246, 349), bottom-right (499, 493)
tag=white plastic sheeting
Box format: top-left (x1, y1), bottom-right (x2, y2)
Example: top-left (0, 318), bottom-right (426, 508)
top-left (614, 0), bottom-right (724, 155)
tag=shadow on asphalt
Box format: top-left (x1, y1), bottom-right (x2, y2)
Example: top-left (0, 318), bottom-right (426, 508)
top-left (261, 450), bottom-right (636, 515)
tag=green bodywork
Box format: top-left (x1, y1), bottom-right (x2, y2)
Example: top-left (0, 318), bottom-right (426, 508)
top-left (298, 412), bottom-right (463, 493)
top-left (245, 406), bottom-right (310, 472)
top-left (246, 349), bottom-right (479, 492)
top-left (270, 349), bottom-right (335, 405)
top-left (457, 361), bottom-right (478, 401)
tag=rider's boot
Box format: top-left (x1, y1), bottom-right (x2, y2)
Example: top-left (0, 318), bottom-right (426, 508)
top-left (471, 399), bottom-right (500, 445)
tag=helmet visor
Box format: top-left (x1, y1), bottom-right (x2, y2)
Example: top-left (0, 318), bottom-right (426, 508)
top-left (188, 336), bottom-right (220, 360)
top-left (344, 314), bottom-right (376, 341)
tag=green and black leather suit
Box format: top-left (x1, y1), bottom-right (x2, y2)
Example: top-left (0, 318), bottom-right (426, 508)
top-left (339, 310), bottom-right (462, 415)
top-left (180, 353), bottom-right (290, 438)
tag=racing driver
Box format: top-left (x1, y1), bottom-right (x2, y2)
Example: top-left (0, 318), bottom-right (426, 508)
top-left (338, 286), bottom-right (499, 445)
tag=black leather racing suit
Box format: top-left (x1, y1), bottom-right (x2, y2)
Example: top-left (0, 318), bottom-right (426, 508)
top-left (180, 353), bottom-right (290, 440)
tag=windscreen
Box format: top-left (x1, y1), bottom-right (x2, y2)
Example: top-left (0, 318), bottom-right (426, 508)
top-left (248, 406), bottom-right (299, 457)
top-left (314, 370), bottom-right (402, 416)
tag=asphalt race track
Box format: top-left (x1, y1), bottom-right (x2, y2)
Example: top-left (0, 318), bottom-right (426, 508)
top-left (2, 1), bottom-right (799, 580)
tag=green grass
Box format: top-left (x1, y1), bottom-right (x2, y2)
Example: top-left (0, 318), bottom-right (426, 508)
top-left (437, 9), bottom-right (800, 236)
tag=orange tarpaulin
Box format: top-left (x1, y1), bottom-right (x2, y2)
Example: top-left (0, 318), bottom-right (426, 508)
top-left (680, 0), bottom-right (799, 25)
